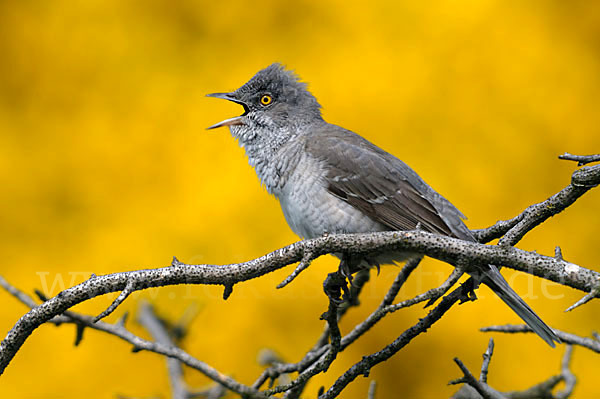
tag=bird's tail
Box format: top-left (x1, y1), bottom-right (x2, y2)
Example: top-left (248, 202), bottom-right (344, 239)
top-left (482, 265), bottom-right (560, 347)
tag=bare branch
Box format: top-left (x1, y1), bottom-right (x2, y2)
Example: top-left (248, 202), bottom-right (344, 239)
top-left (481, 324), bottom-right (600, 353)
top-left (0, 276), bottom-right (264, 398)
top-left (559, 152), bottom-right (600, 166)
top-left (3, 226), bottom-right (595, 377)
top-left (0, 156), bottom-right (598, 398)
top-left (381, 257), bottom-right (422, 305)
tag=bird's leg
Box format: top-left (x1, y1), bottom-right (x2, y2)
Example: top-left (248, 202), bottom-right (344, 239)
top-left (323, 254), bottom-right (371, 309)
top-left (345, 268), bottom-right (370, 308)
top-left (339, 253), bottom-right (354, 285)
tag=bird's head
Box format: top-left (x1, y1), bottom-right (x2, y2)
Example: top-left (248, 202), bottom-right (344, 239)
top-left (207, 63), bottom-right (322, 145)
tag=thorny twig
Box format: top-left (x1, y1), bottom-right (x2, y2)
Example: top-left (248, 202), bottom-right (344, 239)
top-left (450, 356), bottom-right (505, 399)
top-left (481, 324), bottom-right (600, 353)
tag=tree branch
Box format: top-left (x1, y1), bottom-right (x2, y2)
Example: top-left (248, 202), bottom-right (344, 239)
top-left (2, 228), bottom-right (595, 376)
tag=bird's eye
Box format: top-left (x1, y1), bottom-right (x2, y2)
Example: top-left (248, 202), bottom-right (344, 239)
top-left (260, 94), bottom-right (272, 106)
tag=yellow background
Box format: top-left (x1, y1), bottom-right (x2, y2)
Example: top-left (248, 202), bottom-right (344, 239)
top-left (1, 0), bottom-right (599, 397)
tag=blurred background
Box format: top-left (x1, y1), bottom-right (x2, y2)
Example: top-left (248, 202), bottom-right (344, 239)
top-left (1, 0), bottom-right (599, 397)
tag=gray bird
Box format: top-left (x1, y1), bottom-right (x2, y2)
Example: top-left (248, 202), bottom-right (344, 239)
top-left (206, 63), bottom-right (559, 347)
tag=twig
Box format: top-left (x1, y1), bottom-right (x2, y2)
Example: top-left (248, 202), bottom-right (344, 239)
top-left (188, 384), bottom-right (227, 399)
top-left (367, 380), bottom-right (377, 399)
top-left (94, 279), bottom-right (135, 322)
top-left (565, 279), bottom-right (600, 312)
top-left (479, 338), bottom-right (494, 384)
top-left (277, 251), bottom-right (315, 288)
top-left (559, 152), bottom-right (600, 166)
top-left (137, 303), bottom-right (190, 399)
top-left (498, 172), bottom-right (598, 245)
top-left (471, 215), bottom-right (523, 244)
top-left (451, 342), bottom-right (576, 399)
top-left (450, 357), bottom-right (506, 399)
top-left (481, 324), bottom-right (600, 353)
top-left (381, 257), bottom-right (422, 305)
top-left (555, 345), bottom-right (576, 399)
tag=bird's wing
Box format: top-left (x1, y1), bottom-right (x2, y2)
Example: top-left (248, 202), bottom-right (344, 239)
top-left (304, 125), bottom-right (559, 346)
top-left (305, 124), bottom-right (473, 239)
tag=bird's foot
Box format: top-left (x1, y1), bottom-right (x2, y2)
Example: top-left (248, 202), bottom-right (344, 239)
top-left (323, 271), bottom-right (350, 305)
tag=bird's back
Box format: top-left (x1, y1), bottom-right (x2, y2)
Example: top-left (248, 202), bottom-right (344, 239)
top-left (303, 123), bottom-right (474, 240)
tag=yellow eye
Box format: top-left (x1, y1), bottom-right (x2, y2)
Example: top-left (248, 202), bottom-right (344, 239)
top-left (260, 94), bottom-right (272, 106)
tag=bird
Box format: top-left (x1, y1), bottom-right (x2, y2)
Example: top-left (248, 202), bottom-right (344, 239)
top-left (206, 63), bottom-right (559, 347)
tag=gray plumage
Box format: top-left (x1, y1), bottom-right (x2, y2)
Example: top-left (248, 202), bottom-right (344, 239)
top-left (207, 63), bottom-right (559, 347)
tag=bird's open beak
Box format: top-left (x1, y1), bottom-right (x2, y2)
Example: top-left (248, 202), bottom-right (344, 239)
top-left (206, 92), bottom-right (248, 130)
